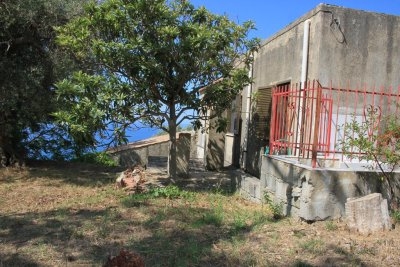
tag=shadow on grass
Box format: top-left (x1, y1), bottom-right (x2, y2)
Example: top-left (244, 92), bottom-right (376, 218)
top-left (0, 200), bottom-right (369, 267)
top-left (0, 207), bottom-right (126, 266)
top-left (20, 160), bottom-right (124, 187)
top-left (0, 253), bottom-right (40, 267)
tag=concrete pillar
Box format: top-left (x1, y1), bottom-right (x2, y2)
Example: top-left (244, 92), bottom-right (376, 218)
top-left (177, 133), bottom-right (191, 178)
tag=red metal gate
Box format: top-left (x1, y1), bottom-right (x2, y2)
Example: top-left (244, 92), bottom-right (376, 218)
top-left (270, 81), bottom-right (333, 167)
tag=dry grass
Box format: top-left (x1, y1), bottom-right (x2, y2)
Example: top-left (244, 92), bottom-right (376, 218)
top-left (1, 161), bottom-right (400, 266)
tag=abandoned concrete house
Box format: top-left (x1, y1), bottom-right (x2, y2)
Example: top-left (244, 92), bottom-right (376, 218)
top-left (195, 4), bottom-right (400, 221)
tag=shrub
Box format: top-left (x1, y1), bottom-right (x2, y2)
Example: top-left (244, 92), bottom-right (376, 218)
top-left (73, 151), bottom-right (118, 167)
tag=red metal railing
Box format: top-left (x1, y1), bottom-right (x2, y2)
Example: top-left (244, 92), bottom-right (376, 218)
top-left (269, 81), bottom-right (400, 167)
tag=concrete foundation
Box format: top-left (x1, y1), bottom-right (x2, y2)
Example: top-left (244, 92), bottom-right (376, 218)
top-left (260, 155), bottom-right (400, 221)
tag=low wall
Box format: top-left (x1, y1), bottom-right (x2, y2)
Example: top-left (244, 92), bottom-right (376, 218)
top-left (261, 155), bottom-right (400, 221)
top-left (109, 141), bottom-right (169, 167)
top-left (108, 133), bottom-right (194, 177)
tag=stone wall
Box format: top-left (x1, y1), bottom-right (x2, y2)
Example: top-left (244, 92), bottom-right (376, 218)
top-left (261, 155), bottom-right (400, 221)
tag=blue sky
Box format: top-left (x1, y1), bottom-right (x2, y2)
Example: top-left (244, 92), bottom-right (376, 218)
top-left (190, 1), bottom-right (400, 39)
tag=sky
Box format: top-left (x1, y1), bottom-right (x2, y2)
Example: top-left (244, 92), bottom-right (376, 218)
top-left (125, 0), bottom-right (400, 143)
top-left (190, 1), bottom-right (400, 40)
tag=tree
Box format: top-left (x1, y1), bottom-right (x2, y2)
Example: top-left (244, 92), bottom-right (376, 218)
top-left (0, 0), bottom-right (88, 165)
top-left (340, 107), bottom-right (400, 208)
top-left (55, 0), bottom-right (259, 178)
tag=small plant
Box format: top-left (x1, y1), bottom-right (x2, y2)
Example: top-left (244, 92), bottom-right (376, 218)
top-left (232, 212), bottom-right (248, 232)
top-left (299, 239), bottom-right (326, 254)
top-left (147, 185), bottom-right (193, 199)
top-left (340, 109), bottom-right (400, 207)
top-left (122, 185), bottom-right (194, 207)
top-left (325, 220), bottom-right (338, 231)
top-left (263, 191), bottom-right (284, 220)
top-left (391, 210), bottom-right (400, 224)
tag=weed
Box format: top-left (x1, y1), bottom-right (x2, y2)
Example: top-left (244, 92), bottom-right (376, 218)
top-left (148, 185), bottom-right (193, 199)
top-left (357, 246), bottom-right (376, 255)
top-left (263, 191), bottom-right (284, 220)
top-left (293, 229), bottom-right (306, 238)
top-left (200, 202), bottom-right (224, 227)
top-left (122, 185), bottom-right (194, 207)
top-left (232, 212), bottom-right (248, 231)
top-left (299, 238), bottom-right (326, 254)
top-left (392, 209), bottom-right (400, 224)
top-left (325, 220), bottom-right (338, 231)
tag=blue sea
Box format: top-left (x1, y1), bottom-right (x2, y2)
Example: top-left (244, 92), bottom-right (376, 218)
top-left (97, 121), bottom-right (192, 151)
top-left (125, 127), bottom-right (160, 142)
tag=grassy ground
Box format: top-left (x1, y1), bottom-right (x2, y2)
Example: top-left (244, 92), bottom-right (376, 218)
top-left (1, 162), bottom-right (400, 266)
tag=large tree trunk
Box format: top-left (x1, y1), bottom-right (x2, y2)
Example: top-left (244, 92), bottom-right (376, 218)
top-left (168, 104), bottom-right (178, 180)
top-left (0, 133), bottom-right (25, 167)
top-left (168, 120), bottom-right (177, 180)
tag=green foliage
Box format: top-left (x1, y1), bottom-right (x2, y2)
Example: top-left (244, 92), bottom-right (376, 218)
top-left (340, 110), bottom-right (400, 206)
top-left (200, 200), bottom-right (224, 227)
top-left (391, 210), bottom-right (400, 224)
top-left (325, 220), bottom-right (338, 231)
top-left (0, 0), bottom-right (89, 164)
top-left (340, 112), bottom-right (400, 175)
top-left (72, 151), bottom-right (118, 167)
top-left (299, 239), bottom-right (326, 254)
top-left (122, 185), bottom-right (194, 206)
top-left (263, 191), bottom-right (284, 220)
top-left (55, 0), bottom-right (260, 178)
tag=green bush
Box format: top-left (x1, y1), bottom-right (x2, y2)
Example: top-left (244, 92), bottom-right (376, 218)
top-left (73, 152), bottom-right (118, 167)
top-left (122, 185), bottom-right (194, 207)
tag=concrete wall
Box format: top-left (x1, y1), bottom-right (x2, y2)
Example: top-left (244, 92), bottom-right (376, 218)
top-left (261, 156), bottom-right (400, 221)
top-left (109, 146), bottom-right (153, 167)
top-left (176, 133), bottom-right (191, 178)
top-left (205, 123), bottom-right (225, 171)
top-left (314, 5), bottom-right (400, 88)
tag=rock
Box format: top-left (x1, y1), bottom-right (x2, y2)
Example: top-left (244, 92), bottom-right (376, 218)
top-left (104, 249), bottom-right (144, 267)
top-left (345, 193), bottom-right (391, 234)
top-left (115, 172), bottom-right (126, 188)
top-left (115, 166), bottom-right (146, 193)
